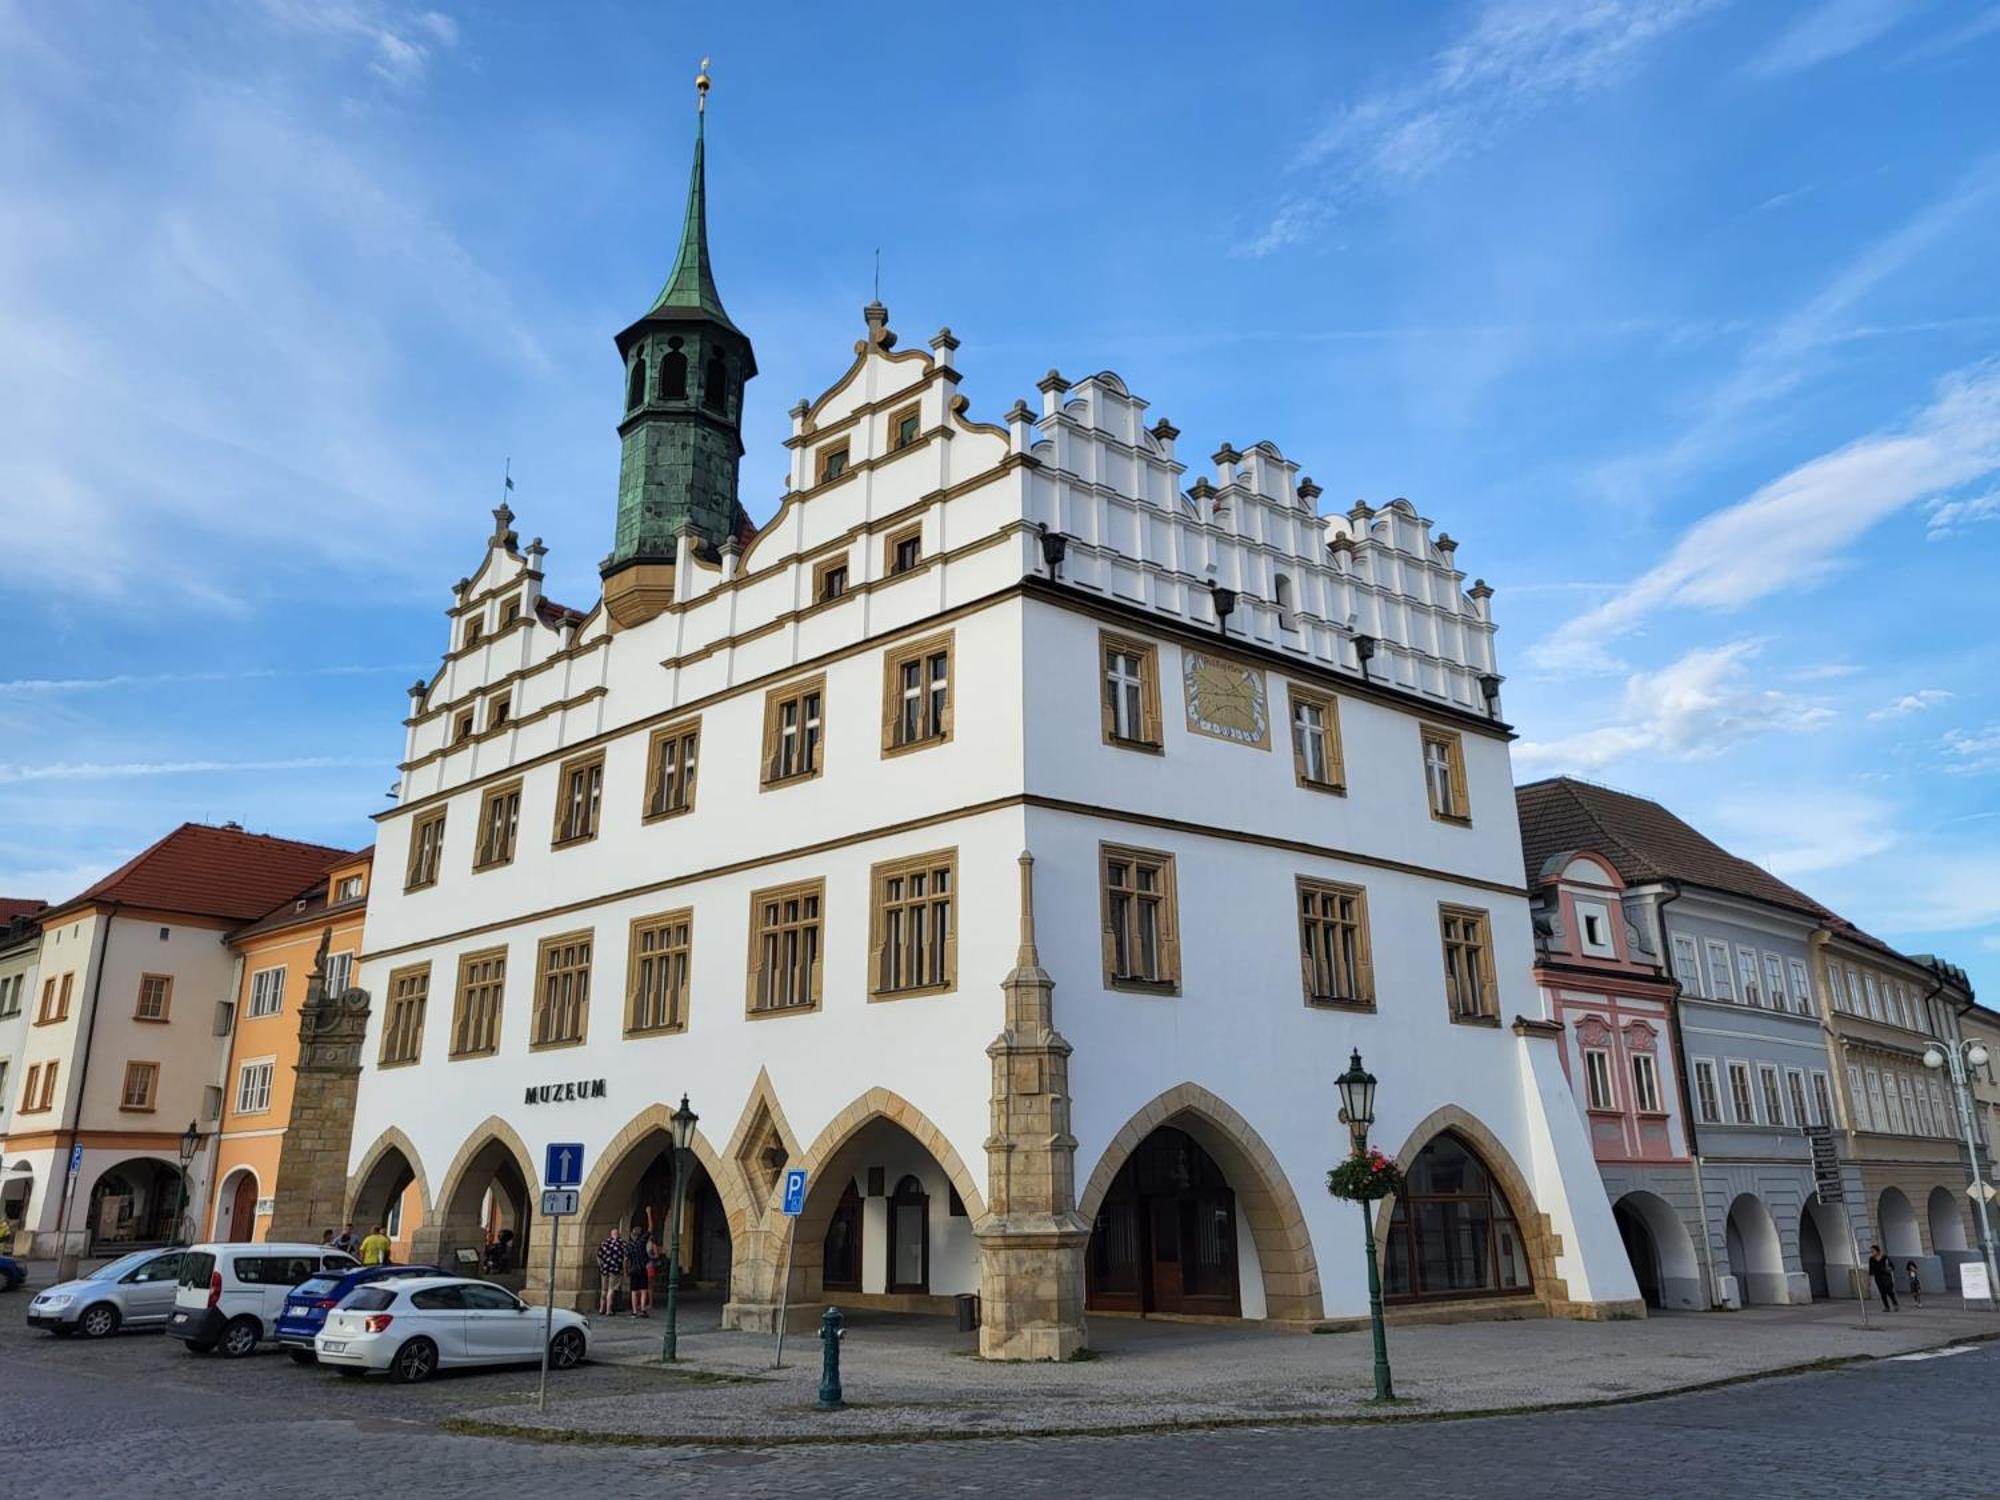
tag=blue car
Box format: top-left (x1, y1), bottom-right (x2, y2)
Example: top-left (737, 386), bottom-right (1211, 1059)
top-left (0, 1253), bottom-right (24, 1293)
top-left (275, 1265), bottom-right (441, 1364)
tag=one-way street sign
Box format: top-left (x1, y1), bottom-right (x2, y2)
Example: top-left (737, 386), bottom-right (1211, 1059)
top-left (544, 1141), bottom-right (585, 1189)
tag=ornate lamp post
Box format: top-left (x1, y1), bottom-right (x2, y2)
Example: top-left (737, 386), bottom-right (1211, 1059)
top-left (660, 1094), bottom-right (699, 1363)
top-left (1333, 1050), bottom-right (1395, 1402)
top-left (1923, 1038), bottom-right (2000, 1298)
top-left (173, 1120), bottom-right (200, 1245)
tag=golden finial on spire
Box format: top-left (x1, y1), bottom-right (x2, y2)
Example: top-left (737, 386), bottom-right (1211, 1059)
top-left (696, 56), bottom-right (711, 113)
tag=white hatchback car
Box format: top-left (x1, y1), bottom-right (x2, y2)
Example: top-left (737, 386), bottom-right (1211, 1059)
top-left (315, 1276), bottom-right (589, 1383)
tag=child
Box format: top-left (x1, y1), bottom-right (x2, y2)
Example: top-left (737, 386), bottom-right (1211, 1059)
top-left (1905, 1260), bottom-right (1923, 1308)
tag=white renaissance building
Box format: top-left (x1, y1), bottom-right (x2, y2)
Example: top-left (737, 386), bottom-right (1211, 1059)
top-left (344, 92), bottom-right (1638, 1356)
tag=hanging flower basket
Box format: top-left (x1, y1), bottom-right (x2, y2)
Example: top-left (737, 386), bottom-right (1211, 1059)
top-left (1326, 1146), bottom-right (1406, 1203)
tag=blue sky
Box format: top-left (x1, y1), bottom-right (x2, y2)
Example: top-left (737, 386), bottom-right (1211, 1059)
top-left (2, 1), bottom-right (1996, 992)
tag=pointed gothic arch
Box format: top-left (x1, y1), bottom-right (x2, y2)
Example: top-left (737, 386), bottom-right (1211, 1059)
top-left (1079, 1083), bottom-right (1324, 1324)
top-left (574, 1102), bottom-right (752, 1253)
top-left (346, 1125), bottom-right (432, 1228)
top-left (429, 1116), bottom-right (538, 1264)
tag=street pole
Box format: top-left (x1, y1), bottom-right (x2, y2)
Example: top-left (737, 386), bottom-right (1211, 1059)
top-left (773, 1227), bottom-right (797, 1369)
top-left (1941, 1043), bottom-right (2000, 1297)
top-left (537, 1214), bottom-right (558, 1412)
top-left (1354, 1123), bottom-right (1394, 1403)
top-left (661, 1145), bottom-right (688, 1363)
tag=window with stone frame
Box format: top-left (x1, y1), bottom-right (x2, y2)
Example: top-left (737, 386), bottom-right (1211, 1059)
top-left (487, 691), bottom-right (511, 731)
top-left (551, 752), bottom-right (605, 847)
top-left (643, 719), bottom-right (700, 821)
top-left (1727, 1061), bottom-right (1757, 1124)
top-left (462, 614), bottom-right (484, 651)
top-left (1901, 1074), bottom-right (1925, 1136)
top-left (1881, 1070), bottom-right (1907, 1134)
top-left (1861, 970), bottom-right (1882, 1020)
top-left (119, 1061), bottom-right (158, 1112)
top-left (1583, 1048), bottom-right (1615, 1110)
top-left (626, 909), bottom-right (692, 1035)
top-left (453, 709), bottom-right (476, 744)
top-left (1827, 962), bottom-right (1850, 1013)
top-left (885, 525), bottom-right (923, 576)
top-left (1693, 1059), bottom-right (1722, 1124)
top-left (1439, 905), bottom-right (1498, 1023)
top-left (1632, 1052), bottom-right (1664, 1114)
top-left (1297, 877), bottom-right (1373, 1008)
top-left (532, 931), bottom-right (592, 1049)
top-left (889, 403), bottom-right (922, 451)
top-left (134, 974), bottom-right (172, 1022)
top-left (449, 947), bottom-right (507, 1058)
top-left (1100, 845), bottom-right (1180, 992)
top-left (761, 675), bottom-right (826, 787)
top-left (246, 966), bottom-right (286, 1019)
top-left (1100, 632), bottom-right (1162, 749)
top-left (406, 809), bottom-right (447, 890)
top-left (817, 442), bottom-right (849, 484)
top-left (813, 556), bottom-right (849, 603)
top-left (747, 880), bottom-right (824, 1016)
top-left (1420, 726), bottom-right (1471, 823)
top-left (474, 781), bottom-right (523, 869)
top-left (28, 1060), bottom-right (59, 1112)
top-left (1288, 686), bottom-right (1345, 793)
top-left (500, 594), bottom-right (522, 627)
top-left (870, 850), bottom-right (956, 998)
top-left (882, 633), bottom-right (952, 754)
top-left (379, 964), bottom-right (429, 1067)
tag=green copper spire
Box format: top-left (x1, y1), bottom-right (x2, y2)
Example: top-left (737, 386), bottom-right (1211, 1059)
top-left (602, 58), bottom-right (758, 589)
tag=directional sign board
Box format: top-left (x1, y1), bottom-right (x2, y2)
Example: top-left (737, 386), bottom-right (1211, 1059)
top-left (1806, 1126), bottom-right (1843, 1204)
top-left (544, 1142), bottom-right (585, 1189)
top-left (781, 1167), bottom-right (809, 1217)
top-left (69, 1143), bottom-right (84, 1175)
top-left (540, 1188), bottom-right (580, 1217)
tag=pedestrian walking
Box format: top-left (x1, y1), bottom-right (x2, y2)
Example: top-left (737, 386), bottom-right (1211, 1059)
top-left (627, 1221), bottom-right (652, 1316)
top-left (596, 1225), bottom-right (627, 1316)
top-left (359, 1224), bottom-right (391, 1266)
top-left (1868, 1244), bottom-right (1900, 1311)
top-left (1906, 1260), bottom-right (1923, 1307)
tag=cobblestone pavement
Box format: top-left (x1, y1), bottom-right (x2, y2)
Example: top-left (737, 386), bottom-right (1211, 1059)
top-left (8, 1296), bottom-right (2000, 1499)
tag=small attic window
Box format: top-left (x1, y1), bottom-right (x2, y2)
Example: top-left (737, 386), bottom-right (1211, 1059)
top-left (335, 874), bottom-right (364, 902)
top-left (488, 692), bottom-right (511, 730)
top-left (890, 405), bottom-right (921, 451)
top-left (500, 595), bottom-right (522, 627)
top-left (462, 616), bottom-right (484, 650)
top-left (819, 444), bottom-right (850, 484)
top-left (454, 710), bottom-right (475, 744)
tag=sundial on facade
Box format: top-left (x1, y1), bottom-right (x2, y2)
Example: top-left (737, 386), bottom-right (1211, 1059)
top-left (1182, 651), bottom-right (1270, 748)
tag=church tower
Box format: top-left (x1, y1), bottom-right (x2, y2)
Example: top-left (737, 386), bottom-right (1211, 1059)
top-left (602, 62), bottom-right (757, 629)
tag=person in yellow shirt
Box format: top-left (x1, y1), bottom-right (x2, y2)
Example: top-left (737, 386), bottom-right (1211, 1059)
top-left (358, 1225), bottom-right (391, 1266)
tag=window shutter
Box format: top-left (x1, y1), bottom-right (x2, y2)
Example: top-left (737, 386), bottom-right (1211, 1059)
top-left (1289, 697), bottom-right (1308, 783)
top-left (810, 898), bottom-right (826, 1005)
top-left (1326, 696), bottom-right (1347, 787)
top-left (745, 918), bottom-right (765, 1013)
top-left (879, 653), bottom-right (901, 752)
top-left (1158, 858), bottom-right (1182, 988)
top-left (1098, 650), bottom-right (1117, 741)
top-left (1141, 652), bottom-right (1162, 744)
top-left (1297, 910), bottom-right (1318, 1002)
top-left (867, 875), bottom-right (888, 996)
top-left (942, 895), bottom-right (959, 990)
top-left (1099, 856), bottom-right (1119, 980)
top-left (1477, 924), bottom-right (1498, 1014)
top-left (1448, 738), bottom-right (1470, 816)
top-left (1354, 897), bottom-right (1376, 1003)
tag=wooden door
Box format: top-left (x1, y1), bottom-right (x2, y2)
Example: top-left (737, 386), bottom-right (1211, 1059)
top-left (1147, 1196), bottom-right (1185, 1313)
top-left (229, 1175), bottom-right (257, 1242)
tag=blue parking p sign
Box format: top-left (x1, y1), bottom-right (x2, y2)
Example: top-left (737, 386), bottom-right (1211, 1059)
top-left (544, 1142), bottom-right (585, 1189)
top-left (781, 1167), bottom-right (809, 1217)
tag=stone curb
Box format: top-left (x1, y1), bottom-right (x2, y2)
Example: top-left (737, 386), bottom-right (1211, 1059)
top-left (444, 1330), bottom-right (2000, 1450)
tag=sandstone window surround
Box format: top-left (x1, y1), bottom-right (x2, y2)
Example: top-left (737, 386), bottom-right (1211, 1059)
top-left (761, 675), bottom-right (826, 788)
top-left (1100, 631), bottom-right (1163, 751)
top-left (462, 614), bottom-right (485, 651)
top-left (119, 1060), bottom-right (159, 1112)
top-left (134, 973), bottom-right (172, 1023)
top-left (500, 594), bottom-right (522, 628)
top-left (813, 556), bottom-right (849, 603)
top-left (747, 878), bottom-right (824, 1017)
top-left (1297, 876), bottom-right (1373, 1009)
top-left (881, 632), bottom-right (953, 755)
top-left (551, 751), bottom-right (606, 848)
top-left (885, 524), bottom-right (923, 577)
top-left (1288, 686), bottom-right (1345, 794)
top-left (869, 849), bottom-right (957, 1000)
top-left (626, 908), bottom-right (693, 1035)
top-left (643, 718), bottom-right (700, 822)
top-left (1100, 844), bottom-right (1180, 994)
top-left (473, 781), bottom-right (523, 870)
top-left (532, 930), bottom-right (593, 1050)
top-left (453, 709), bottom-right (476, 744)
top-left (406, 809), bottom-right (447, 891)
top-left (817, 441), bottom-right (850, 484)
top-left (889, 402), bottom-right (921, 452)
top-left (1439, 904), bottom-right (1498, 1025)
top-left (487, 690), bottom-right (512, 731)
top-left (450, 946), bottom-right (507, 1059)
top-left (1420, 725), bottom-right (1470, 824)
top-left (379, 964), bottom-right (430, 1068)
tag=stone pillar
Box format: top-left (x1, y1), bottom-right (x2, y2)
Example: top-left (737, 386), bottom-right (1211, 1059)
top-left (266, 931), bottom-right (371, 1246)
top-left (976, 853), bottom-right (1090, 1360)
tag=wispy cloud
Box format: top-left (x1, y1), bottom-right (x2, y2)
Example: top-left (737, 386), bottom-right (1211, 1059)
top-left (1713, 789), bottom-right (1899, 877)
top-left (1747, 0), bottom-right (1911, 76)
top-left (1513, 639), bottom-right (1832, 773)
top-left (1240, 0), bottom-right (1719, 255)
top-left (251, 1), bottom-right (461, 88)
top-left (0, 756), bottom-right (376, 785)
top-left (0, 665), bottom-right (422, 696)
top-left (1535, 358), bottom-right (2000, 671)
top-left (1869, 688), bottom-right (1953, 720)
top-left (1941, 725), bottom-right (2000, 774)
top-left (1793, 662), bottom-right (1863, 681)
top-left (1924, 489), bottom-right (2000, 538)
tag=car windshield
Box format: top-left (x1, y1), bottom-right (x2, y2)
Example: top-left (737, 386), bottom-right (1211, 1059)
top-left (294, 1277), bottom-right (343, 1299)
top-left (87, 1250), bottom-right (162, 1281)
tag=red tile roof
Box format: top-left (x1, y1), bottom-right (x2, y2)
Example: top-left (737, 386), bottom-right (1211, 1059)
top-left (0, 898), bottom-right (48, 923)
top-left (49, 824), bottom-right (357, 925)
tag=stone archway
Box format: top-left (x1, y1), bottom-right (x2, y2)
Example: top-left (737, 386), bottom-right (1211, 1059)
top-left (1371, 1104), bottom-right (1568, 1312)
top-left (421, 1117), bottom-right (538, 1272)
top-left (724, 1088), bottom-right (987, 1332)
top-left (346, 1126), bottom-right (432, 1234)
top-left (1877, 1187), bottom-right (1922, 1259)
top-left (1725, 1193), bottom-right (1788, 1305)
top-left (1613, 1191), bottom-right (1701, 1311)
top-left (1081, 1083), bottom-right (1323, 1325)
top-left (1928, 1185), bottom-right (1970, 1254)
top-left (213, 1167), bottom-right (260, 1243)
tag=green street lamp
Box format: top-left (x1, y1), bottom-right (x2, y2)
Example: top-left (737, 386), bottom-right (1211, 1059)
top-left (660, 1094), bottom-right (698, 1363)
top-left (174, 1120), bottom-right (200, 1245)
top-left (1335, 1050), bottom-right (1394, 1403)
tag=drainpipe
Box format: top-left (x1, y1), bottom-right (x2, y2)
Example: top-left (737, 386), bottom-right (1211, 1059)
top-left (1653, 881), bottom-right (1721, 1309)
top-left (54, 901), bottom-right (120, 1246)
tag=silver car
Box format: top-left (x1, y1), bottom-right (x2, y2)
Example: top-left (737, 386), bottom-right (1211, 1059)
top-left (26, 1248), bottom-right (187, 1338)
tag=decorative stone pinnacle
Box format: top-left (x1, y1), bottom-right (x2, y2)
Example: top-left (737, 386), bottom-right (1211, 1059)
top-left (1187, 476), bottom-right (1215, 500)
top-left (1151, 418), bottom-right (1180, 442)
top-left (1036, 369), bottom-right (1070, 396)
top-left (1298, 475), bottom-right (1323, 501)
top-left (1004, 399), bottom-right (1035, 425)
top-left (1436, 531), bottom-right (1457, 552)
top-left (929, 326), bottom-right (960, 351)
top-left (1016, 851), bottom-right (1040, 968)
top-left (407, 679), bottom-right (428, 699)
top-left (490, 501), bottom-right (516, 547)
top-left (1212, 443), bottom-right (1242, 467)
top-left (789, 398), bottom-right (810, 419)
top-left (1469, 578), bottom-right (1493, 598)
top-left (863, 301), bottom-right (895, 349)
top-left (527, 537), bottom-right (547, 558)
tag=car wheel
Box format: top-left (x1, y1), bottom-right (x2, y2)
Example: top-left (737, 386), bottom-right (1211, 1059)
top-left (287, 1349), bottom-right (317, 1366)
top-left (78, 1303), bottom-right (121, 1339)
top-left (549, 1328), bottom-right (586, 1370)
top-left (219, 1317), bottom-right (261, 1359)
top-left (390, 1336), bottom-right (438, 1385)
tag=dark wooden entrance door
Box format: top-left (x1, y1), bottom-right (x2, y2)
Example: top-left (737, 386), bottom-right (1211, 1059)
top-left (1086, 1127), bottom-right (1241, 1317)
top-left (229, 1173), bottom-right (257, 1243)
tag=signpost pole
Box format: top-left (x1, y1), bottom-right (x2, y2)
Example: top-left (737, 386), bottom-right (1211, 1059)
top-left (773, 1166), bottom-right (808, 1369)
top-left (536, 1144), bottom-right (585, 1413)
top-left (538, 1213), bottom-right (558, 1412)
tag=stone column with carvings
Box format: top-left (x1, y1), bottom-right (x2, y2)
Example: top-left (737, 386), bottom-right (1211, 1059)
top-left (266, 930), bottom-right (373, 1246)
top-left (976, 852), bottom-right (1091, 1359)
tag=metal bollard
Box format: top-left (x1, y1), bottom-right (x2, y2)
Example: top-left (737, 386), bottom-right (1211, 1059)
top-left (816, 1305), bottom-right (845, 1411)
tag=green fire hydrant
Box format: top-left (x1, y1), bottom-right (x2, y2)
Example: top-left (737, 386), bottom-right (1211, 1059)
top-left (816, 1305), bottom-right (845, 1411)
